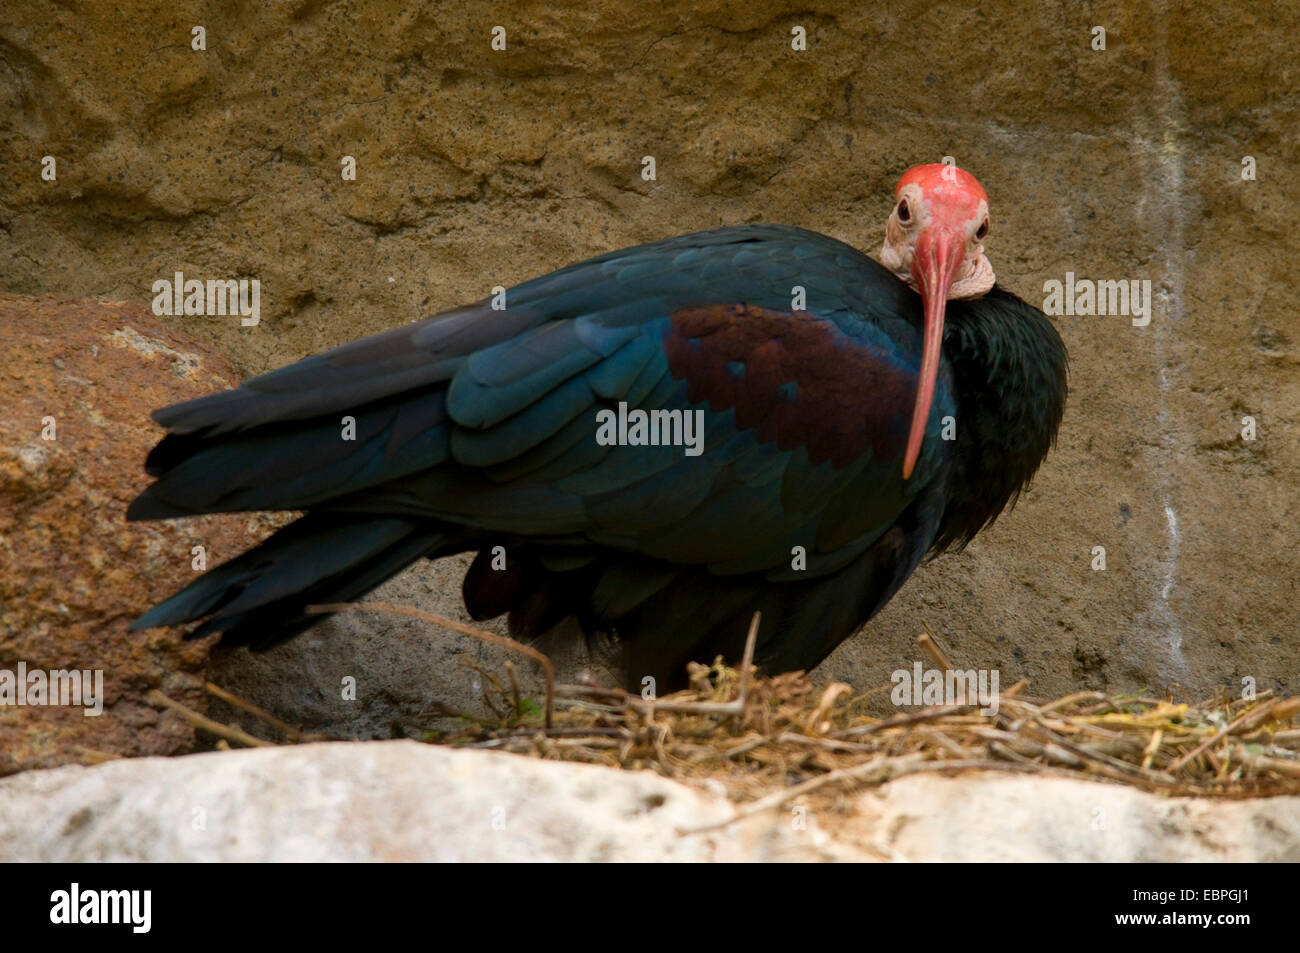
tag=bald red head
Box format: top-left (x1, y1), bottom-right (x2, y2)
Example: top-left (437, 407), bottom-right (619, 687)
top-left (896, 163), bottom-right (987, 200)
top-left (881, 164), bottom-right (994, 479)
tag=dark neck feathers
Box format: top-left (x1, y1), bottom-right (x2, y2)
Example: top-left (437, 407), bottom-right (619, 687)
top-left (932, 285), bottom-right (1068, 552)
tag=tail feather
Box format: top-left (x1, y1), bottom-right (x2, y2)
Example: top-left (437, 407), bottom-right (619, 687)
top-left (132, 513), bottom-right (463, 650)
top-left (127, 389), bottom-right (452, 520)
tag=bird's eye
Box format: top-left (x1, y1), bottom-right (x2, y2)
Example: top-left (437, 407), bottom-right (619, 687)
top-left (975, 219), bottom-right (989, 240)
top-left (897, 199), bottom-right (911, 224)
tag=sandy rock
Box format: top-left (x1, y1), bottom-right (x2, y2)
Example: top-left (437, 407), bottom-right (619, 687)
top-left (0, 294), bottom-right (268, 774)
top-left (0, 742), bottom-right (1295, 861)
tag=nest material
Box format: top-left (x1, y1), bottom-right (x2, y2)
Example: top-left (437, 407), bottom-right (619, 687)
top-left (165, 603), bottom-right (1300, 814)
top-left (431, 657), bottom-right (1300, 810)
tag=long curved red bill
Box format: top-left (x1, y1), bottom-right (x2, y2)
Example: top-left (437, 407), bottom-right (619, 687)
top-left (902, 228), bottom-right (965, 480)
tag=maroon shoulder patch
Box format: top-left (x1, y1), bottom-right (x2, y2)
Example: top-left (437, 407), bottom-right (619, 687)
top-left (663, 304), bottom-right (915, 467)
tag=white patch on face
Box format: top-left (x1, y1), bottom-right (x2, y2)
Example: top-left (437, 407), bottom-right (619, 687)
top-left (879, 185), bottom-right (995, 300)
top-left (948, 251), bottom-right (995, 299)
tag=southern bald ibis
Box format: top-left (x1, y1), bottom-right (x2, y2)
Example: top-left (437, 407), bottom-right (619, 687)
top-left (129, 164), bottom-right (1067, 688)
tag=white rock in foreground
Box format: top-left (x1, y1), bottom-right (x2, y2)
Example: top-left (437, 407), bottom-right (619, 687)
top-left (0, 741), bottom-right (1296, 862)
top-left (863, 773), bottom-right (1300, 862)
top-left (0, 741), bottom-right (843, 862)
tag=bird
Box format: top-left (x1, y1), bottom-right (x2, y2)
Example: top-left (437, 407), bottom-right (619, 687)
top-left (128, 163), bottom-right (1067, 691)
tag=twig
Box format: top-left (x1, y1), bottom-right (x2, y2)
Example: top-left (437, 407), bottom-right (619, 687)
top-left (1037, 691), bottom-right (1110, 715)
top-left (721, 735), bottom-right (772, 760)
top-left (1168, 698), bottom-right (1279, 772)
top-left (1021, 720), bottom-right (1176, 789)
top-left (678, 754), bottom-right (918, 833)
top-left (918, 626), bottom-right (953, 671)
top-left (805, 682), bottom-right (851, 735)
top-left (205, 681), bottom-right (304, 742)
top-left (1141, 729), bottom-right (1164, 771)
top-left (738, 611), bottom-right (760, 699)
top-left (74, 747), bottom-right (122, 765)
top-left (560, 683), bottom-right (748, 716)
top-left (1232, 746), bottom-right (1300, 779)
top-left (835, 704), bottom-right (975, 738)
top-left (504, 661), bottom-right (523, 724)
top-left (148, 690), bottom-right (273, 748)
top-left (1002, 679), bottom-right (1030, 698)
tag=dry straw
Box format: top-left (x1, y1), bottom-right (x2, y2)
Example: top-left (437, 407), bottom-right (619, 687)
top-left (151, 605), bottom-right (1300, 809)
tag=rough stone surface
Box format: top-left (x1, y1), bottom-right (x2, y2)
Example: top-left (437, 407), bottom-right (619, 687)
top-left (0, 741), bottom-right (843, 861)
top-left (205, 556), bottom-right (528, 740)
top-left (0, 294), bottom-right (270, 774)
top-left (861, 773), bottom-right (1300, 862)
top-left (1, 3), bottom-right (1296, 731)
top-left (1, 742), bottom-right (1296, 862)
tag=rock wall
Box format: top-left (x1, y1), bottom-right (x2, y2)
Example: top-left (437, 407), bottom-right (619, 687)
top-left (1, 2), bottom-right (1296, 728)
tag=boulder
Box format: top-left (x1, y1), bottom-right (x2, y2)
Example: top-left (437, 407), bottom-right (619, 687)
top-left (0, 294), bottom-right (263, 773)
top-left (204, 557), bottom-right (528, 741)
top-left (1, 741), bottom-right (1296, 861)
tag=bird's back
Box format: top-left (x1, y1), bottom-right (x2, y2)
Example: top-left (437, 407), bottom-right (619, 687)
top-left (129, 225), bottom-right (965, 687)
